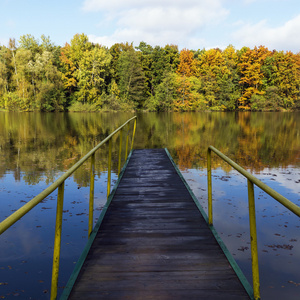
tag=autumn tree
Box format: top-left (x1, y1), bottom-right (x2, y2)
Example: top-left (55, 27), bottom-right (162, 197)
top-left (1, 34), bottom-right (300, 112)
top-left (193, 48), bottom-right (232, 109)
top-left (76, 46), bottom-right (112, 104)
top-left (271, 51), bottom-right (300, 109)
top-left (173, 75), bottom-right (205, 111)
top-left (177, 49), bottom-right (195, 77)
top-left (174, 49), bottom-right (201, 110)
top-left (238, 46), bottom-right (271, 110)
top-left (60, 34), bottom-right (92, 100)
top-left (60, 43), bottom-right (77, 96)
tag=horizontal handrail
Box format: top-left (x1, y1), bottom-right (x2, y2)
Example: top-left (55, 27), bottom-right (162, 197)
top-left (0, 116), bottom-right (137, 300)
top-left (208, 146), bottom-right (300, 217)
top-left (207, 145), bottom-right (300, 300)
top-left (0, 116), bottom-right (137, 235)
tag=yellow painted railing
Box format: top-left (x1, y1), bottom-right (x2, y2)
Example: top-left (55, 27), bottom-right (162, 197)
top-left (0, 116), bottom-right (137, 300)
top-left (207, 145), bottom-right (300, 300)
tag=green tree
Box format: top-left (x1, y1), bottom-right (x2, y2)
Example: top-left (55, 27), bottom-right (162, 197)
top-left (144, 72), bottom-right (177, 111)
top-left (136, 42), bottom-right (180, 98)
top-left (117, 48), bottom-right (147, 109)
top-left (0, 46), bottom-right (11, 98)
top-left (109, 42), bottom-right (134, 82)
top-left (14, 48), bottom-right (33, 110)
top-left (163, 44), bottom-right (180, 72)
top-left (31, 51), bottom-right (65, 111)
top-left (8, 38), bottom-right (19, 89)
top-left (18, 34), bottom-right (40, 58)
top-left (76, 46), bottom-right (112, 104)
top-left (136, 41), bottom-right (153, 96)
top-left (218, 45), bottom-right (240, 110)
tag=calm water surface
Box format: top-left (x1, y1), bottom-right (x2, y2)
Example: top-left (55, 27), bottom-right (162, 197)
top-left (0, 112), bottom-right (299, 299)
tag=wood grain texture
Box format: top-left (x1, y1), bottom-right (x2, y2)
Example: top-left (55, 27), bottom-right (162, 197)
top-left (68, 149), bottom-right (250, 299)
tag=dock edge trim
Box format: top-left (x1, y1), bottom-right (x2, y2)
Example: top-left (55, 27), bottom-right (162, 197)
top-left (59, 150), bottom-right (133, 300)
top-left (164, 148), bottom-right (254, 300)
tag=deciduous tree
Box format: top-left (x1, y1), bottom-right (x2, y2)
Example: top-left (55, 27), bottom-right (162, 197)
top-left (117, 48), bottom-right (147, 109)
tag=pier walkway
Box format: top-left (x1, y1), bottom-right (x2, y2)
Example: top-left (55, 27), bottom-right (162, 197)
top-left (65, 149), bottom-right (250, 300)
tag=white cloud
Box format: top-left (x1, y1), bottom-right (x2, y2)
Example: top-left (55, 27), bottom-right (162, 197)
top-left (83, 0), bottom-right (229, 48)
top-left (88, 34), bottom-right (118, 47)
top-left (82, 0), bottom-right (224, 12)
top-left (257, 166), bottom-right (300, 197)
top-left (232, 14), bottom-right (300, 52)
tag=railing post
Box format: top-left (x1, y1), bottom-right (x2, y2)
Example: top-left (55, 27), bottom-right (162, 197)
top-left (247, 179), bottom-right (261, 300)
top-left (88, 153), bottom-right (95, 237)
top-left (118, 129), bottom-right (123, 176)
top-left (130, 118), bottom-right (137, 151)
top-left (107, 139), bottom-right (112, 200)
top-left (125, 125), bottom-right (129, 162)
top-left (207, 147), bottom-right (213, 225)
top-left (50, 181), bottom-right (65, 300)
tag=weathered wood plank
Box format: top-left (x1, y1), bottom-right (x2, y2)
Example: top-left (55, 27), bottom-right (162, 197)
top-left (69, 290), bottom-right (249, 300)
top-left (67, 149), bottom-right (250, 299)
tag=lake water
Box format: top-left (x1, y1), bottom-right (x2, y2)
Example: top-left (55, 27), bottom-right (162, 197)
top-left (0, 111), bottom-right (299, 299)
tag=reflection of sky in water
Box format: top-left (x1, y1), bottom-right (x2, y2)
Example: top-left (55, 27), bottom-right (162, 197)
top-left (0, 164), bottom-right (299, 299)
top-left (1, 111), bottom-right (298, 298)
top-left (0, 171), bottom-right (116, 299)
top-left (181, 166), bottom-right (300, 300)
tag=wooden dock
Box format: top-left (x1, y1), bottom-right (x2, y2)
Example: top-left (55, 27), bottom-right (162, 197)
top-left (65, 149), bottom-right (251, 300)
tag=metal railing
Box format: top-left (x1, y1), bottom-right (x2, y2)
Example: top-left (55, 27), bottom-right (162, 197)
top-left (0, 116), bottom-right (137, 300)
top-left (207, 145), bottom-right (300, 300)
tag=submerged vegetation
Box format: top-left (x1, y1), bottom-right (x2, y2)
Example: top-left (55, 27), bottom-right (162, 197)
top-left (0, 33), bottom-right (300, 112)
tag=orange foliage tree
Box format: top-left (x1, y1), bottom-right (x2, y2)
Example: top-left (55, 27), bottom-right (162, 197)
top-left (174, 49), bottom-right (205, 111)
top-left (238, 46), bottom-right (271, 110)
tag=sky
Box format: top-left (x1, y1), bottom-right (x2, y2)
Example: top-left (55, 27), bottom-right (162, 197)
top-left (0, 0), bottom-right (300, 52)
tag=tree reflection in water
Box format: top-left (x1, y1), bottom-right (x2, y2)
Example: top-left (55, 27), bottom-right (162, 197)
top-left (0, 112), bottom-right (299, 299)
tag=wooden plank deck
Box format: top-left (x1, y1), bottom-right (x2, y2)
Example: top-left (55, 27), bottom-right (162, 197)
top-left (67, 149), bottom-right (250, 300)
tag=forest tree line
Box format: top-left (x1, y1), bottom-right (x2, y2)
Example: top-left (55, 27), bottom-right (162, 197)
top-left (0, 33), bottom-right (300, 112)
